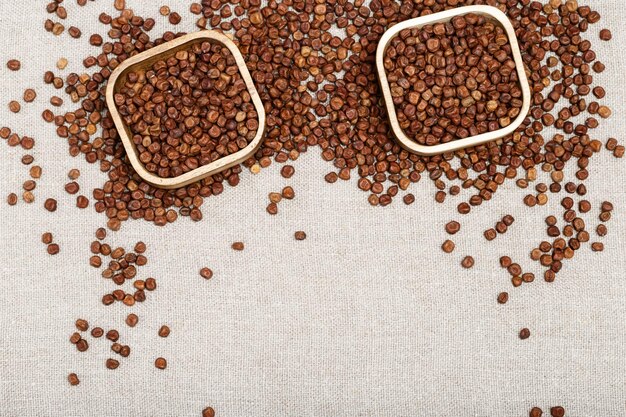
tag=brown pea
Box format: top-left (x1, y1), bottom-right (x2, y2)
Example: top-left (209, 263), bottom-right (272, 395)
top-left (75, 319), bottom-right (89, 331)
top-left (599, 29), bottom-right (612, 41)
top-left (266, 203), bottom-right (278, 215)
top-left (7, 193), bottom-right (18, 206)
top-left (47, 243), bottom-right (60, 255)
top-left (281, 165), bottom-right (295, 178)
top-left (445, 221), bottom-right (461, 235)
top-left (7, 59), bottom-right (21, 71)
top-left (483, 228), bottom-right (496, 241)
top-left (529, 407), bottom-right (543, 417)
top-left (155, 357), bottom-right (167, 369)
top-left (68, 373), bottom-right (80, 386)
top-left (497, 292), bottom-right (509, 304)
top-left (169, 12), bottom-right (182, 25)
top-left (550, 406), bottom-right (565, 417)
top-left (44, 198), bottom-right (57, 212)
top-left (126, 313), bottom-right (139, 327)
top-left (91, 327), bottom-right (104, 338)
top-left (106, 329), bottom-right (119, 342)
top-left (441, 240), bottom-right (455, 253)
top-left (8, 101), bottom-right (21, 113)
top-left (23, 89), bottom-right (37, 103)
top-left (202, 407), bottom-right (215, 417)
top-left (281, 186), bottom-right (295, 199)
top-left (294, 231), bottom-right (306, 240)
top-left (158, 325), bottom-right (170, 338)
top-left (519, 328), bottom-right (531, 340)
top-left (232, 242), bottom-right (244, 251)
top-left (42, 232), bottom-right (53, 244)
top-left (200, 267), bottom-right (213, 279)
top-left (106, 358), bottom-right (120, 369)
top-left (461, 256), bottom-right (474, 269)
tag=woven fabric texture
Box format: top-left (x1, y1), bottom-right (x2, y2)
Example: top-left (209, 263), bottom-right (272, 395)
top-left (1, 1), bottom-right (625, 416)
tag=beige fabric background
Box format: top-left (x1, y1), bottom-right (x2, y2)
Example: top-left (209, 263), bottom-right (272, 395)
top-left (1, 1), bottom-right (625, 416)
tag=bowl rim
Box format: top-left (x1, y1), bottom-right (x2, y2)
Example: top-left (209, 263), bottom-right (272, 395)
top-left (105, 30), bottom-right (266, 189)
top-left (375, 5), bottom-right (531, 156)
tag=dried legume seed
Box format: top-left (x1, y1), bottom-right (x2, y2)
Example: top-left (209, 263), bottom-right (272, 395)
top-left (529, 407), bottom-right (543, 417)
top-left (106, 358), bottom-right (119, 369)
top-left (461, 256), bottom-right (474, 269)
top-left (155, 357), bottom-right (167, 369)
top-left (202, 407), bottom-right (215, 417)
top-left (68, 373), bottom-right (79, 386)
top-left (200, 267), bottom-right (213, 279)
top-left (158, 325), bottom-right (170, 338)
top-left (47, 243), bottom-right (60, 255)
top-left (519, 328), bottom-right (531, 340)
top-left (294, 231), bottom-right (306, 241)
top-left (497, 292), bottom-right (509, 304)
top-left (44, 198), bottom-right (57, 212)
top-left (7, 59), bottom-right (21, 71)
top-left (8, 101), bottom-right (21, 113)
top-left (550, 406), bottom-right (565, 417)
top-left (75, 319), bottom-right (88, 331)
top-left (445, 221), bottom-right (461, 235)
top-left (441, 240), bottom-right (455, 253)
top-left (23, 89), bottom-right (37, 103)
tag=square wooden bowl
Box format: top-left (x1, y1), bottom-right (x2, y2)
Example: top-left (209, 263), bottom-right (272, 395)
top-left (106, 31), bottom-right (266, 189)
top-left (376, 5), bottom-right (531, 156)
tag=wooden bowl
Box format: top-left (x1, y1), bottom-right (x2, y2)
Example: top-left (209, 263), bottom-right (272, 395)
top-left (105, 31), bottom-right (266, 189)
top-left (375, 5), bottom-right (531, 156)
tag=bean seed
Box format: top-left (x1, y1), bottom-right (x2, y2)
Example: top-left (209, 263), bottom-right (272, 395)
top-left (44, 198), bottom-right (57, 212)
top-left (231, 242), bottom-right (244, 251)
top-left (158, 325), bottom-right (170, 338)
top-left (461, 256), bottom-right (474, 269)
top-left (42, 232), bottom-right (53, 244)
top-left (497, 292), bottom-right (509, 304)
top-left (168, 12), bottom-right (181, 25)
top-left (529, 407), bottom-right (543, 417)
top-left (200, 268), bottom-right (213, 279)
top-left (202, 407), bottom-right (215, 417)
top-left (68, 373), bottom-right (80, 386)
top-left (23, 89), bottom-right (37, 103)
top-left (519, 328), bottom-right (531, 340)
top-left (47, 243), bottom-right (60, 255)
top-left (155, 357), bottom-right (167, 369)
top-left (281, 186), bottom-right (295, 200)
top-left (6, 59), bottom-right (21, 71)
top-left (75, 319), bottom-right (89, 331)
top-left (441, 240), bottom-right (455, 253)
top-left (550, 406), bottom-right (565, 417)
top-left (7, 193), bottom-right (18, 205)
top-left (599, 29), bottom-right (612, 41)
top-left (281, 165), bottom-right (295, 179)
top-left (106, 358), bottom-right (119, 369)
top-left (8, 101), bottom-right (20, 113)
top-left (445, 221), bottom-right (460, 235)
top-left (294, 231), bottom-right (306, 240)
top-left (125, 313), bottom-right (139, 327)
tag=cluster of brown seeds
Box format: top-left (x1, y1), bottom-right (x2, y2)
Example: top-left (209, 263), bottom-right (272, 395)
top-left (266, 186), bottom-right (295, 215)
top-left (115, 41), bottom-right (259, 178)
top-left (88, 231), bottom-right (154, 307)
top-left (41, 232), bottom-right (60, 255)
top-left (484, 214), bottom-right (515, 241)
top-left (0, 0), bottom-right (612, 414)
top-left (530, 406), bottom-right (566, 417)
top-left (383, 14), bottom-right (524, 145)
